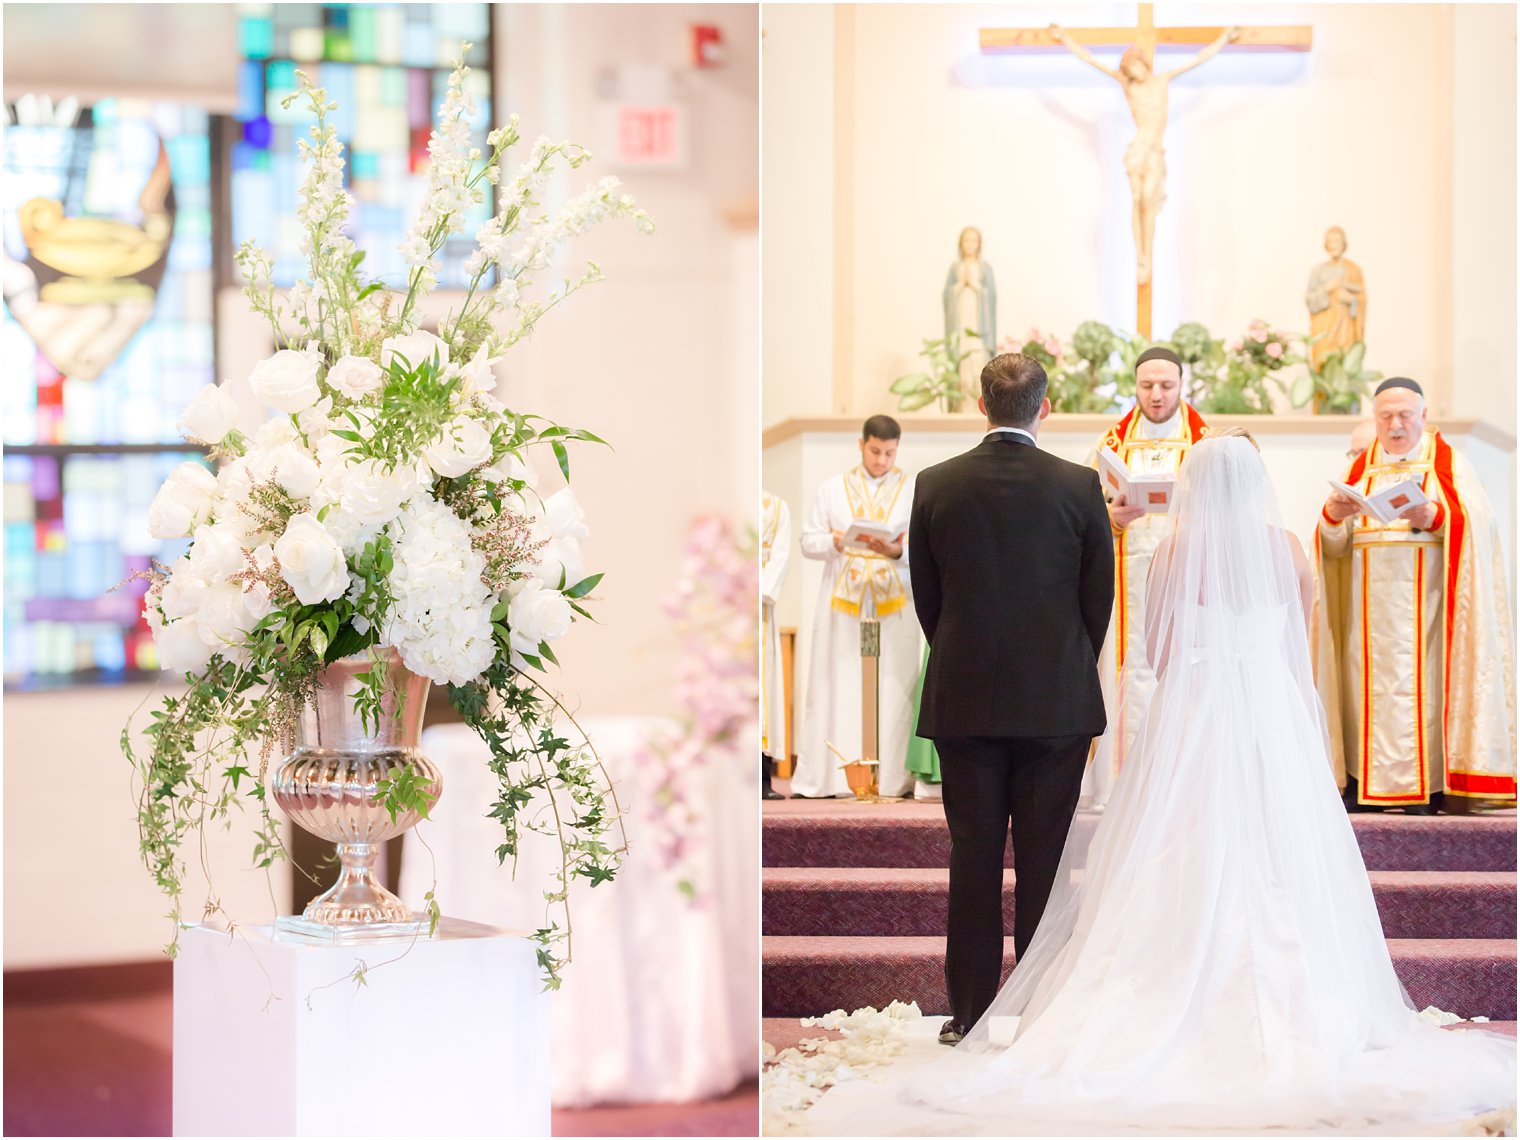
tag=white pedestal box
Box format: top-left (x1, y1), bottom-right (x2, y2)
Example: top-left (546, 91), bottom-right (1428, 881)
top-left (173, 919), bottom-right (549, 1137)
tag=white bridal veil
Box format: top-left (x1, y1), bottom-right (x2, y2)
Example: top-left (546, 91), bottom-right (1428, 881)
top-left (858, 433), bottom-right (1519, 1134)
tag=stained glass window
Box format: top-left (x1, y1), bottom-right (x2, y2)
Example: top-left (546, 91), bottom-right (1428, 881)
top-left (230, 4), bottom-right (494, 289)
top-left (3, 99), bottom-right (214, 685)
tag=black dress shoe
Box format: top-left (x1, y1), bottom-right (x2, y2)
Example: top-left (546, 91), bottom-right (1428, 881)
top-left (938, 1020), bottom-right (969, 1046)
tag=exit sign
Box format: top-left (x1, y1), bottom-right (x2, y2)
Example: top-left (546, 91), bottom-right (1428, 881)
top-left (607, 105), bottom-right (687, 168)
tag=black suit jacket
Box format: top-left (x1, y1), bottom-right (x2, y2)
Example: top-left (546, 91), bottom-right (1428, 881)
top-left (909, 432), bottom-right (1115, 739)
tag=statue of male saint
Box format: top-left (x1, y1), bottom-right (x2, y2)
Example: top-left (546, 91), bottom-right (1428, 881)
top-left (1050, 23), bottom-right (1240, 285)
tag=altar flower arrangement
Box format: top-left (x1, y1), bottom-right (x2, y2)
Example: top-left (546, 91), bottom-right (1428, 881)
top-left (124, 50), bottom-right (651, 985)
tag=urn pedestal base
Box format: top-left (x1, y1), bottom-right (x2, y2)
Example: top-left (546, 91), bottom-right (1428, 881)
top-left (173, 919), bottom-right (549, 1136)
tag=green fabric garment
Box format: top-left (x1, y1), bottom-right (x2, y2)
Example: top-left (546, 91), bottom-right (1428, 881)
top-left (904, 642), bottom-right (941, 783)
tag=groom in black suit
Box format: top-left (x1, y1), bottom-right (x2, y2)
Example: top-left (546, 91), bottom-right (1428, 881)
top-left (908, 352), bottom-right (1114, 1044)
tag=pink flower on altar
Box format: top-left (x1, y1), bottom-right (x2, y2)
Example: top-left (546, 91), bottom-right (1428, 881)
top-left (1248, 318), bottom-right (1266, 331)
top-left (1265, 341), bottom-right (1284, 359)
top-left (1249, 327), bottom-right (1269, 344)
top-left (1026, 327), bottom-right (1042, 342)
top-left (1043, 336), bottom-right (1062, 357)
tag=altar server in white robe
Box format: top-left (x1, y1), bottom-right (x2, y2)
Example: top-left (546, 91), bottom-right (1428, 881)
top-left (761, 490), bottom-right (791, 799)
top-left (794, 416), bottom-right (920, 798)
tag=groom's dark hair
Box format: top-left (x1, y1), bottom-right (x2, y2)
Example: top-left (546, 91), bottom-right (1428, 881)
top-left (982, 353), bottom-right (1047, 427)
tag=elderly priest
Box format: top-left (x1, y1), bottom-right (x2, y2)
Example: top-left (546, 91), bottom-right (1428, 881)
top-left (1316, 377), bottom-right (1515, 812)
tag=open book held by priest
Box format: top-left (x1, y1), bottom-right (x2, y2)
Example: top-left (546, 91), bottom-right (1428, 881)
top-left (1098, 446), bottom-right (1174, 513)
top-left (1327, 477), bottom-right (1430, 525)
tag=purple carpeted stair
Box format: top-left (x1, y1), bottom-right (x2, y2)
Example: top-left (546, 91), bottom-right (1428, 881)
top-left (762, 800), bottom-right (1518, 1021)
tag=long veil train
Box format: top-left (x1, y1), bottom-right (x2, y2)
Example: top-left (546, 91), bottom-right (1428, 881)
top-left (838, 434), bottom-right (1515, 1134)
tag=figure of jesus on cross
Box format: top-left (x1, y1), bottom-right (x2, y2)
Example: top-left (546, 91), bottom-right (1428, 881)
top-left (1048, 21), bottom-right (1240, 287)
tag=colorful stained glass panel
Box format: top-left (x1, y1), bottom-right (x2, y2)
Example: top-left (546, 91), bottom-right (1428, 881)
top-left (231, 3), bottom-right (494, 291)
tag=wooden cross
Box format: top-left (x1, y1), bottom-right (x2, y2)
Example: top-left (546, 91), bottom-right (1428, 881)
top-left (980, 5), bottom-right (1311, 339)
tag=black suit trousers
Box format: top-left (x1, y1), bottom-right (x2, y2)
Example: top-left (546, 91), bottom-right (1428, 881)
top-left (937, 733), bottom-right (1090, 1028)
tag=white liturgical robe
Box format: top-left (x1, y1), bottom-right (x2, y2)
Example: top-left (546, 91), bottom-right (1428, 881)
top-left (794, 466), bottom-right (921, 798)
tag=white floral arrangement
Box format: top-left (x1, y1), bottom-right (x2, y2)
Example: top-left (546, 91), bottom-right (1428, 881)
top-left (125, 48), bottom-right (650, 986)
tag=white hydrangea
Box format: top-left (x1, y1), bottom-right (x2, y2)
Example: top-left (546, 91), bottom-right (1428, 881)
top-left (381, 495), bottom-right (496, 685)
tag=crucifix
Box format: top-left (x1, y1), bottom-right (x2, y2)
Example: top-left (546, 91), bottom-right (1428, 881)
top-left (980, 5), bottom-right (1312, 339)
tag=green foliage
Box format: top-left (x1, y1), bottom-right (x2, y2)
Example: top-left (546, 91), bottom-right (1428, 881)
top-left (447, 667), bottom-right (627, 990)
top-left (375, 760), bottom-right (440, 824)
top-left (1290, 340), bottom-right (1381, 414)
top-left (890, 332), bottom-right (974, 413)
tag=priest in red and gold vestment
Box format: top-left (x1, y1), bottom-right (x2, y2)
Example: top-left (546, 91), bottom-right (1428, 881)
top-left (1085, 347), bottom-right (1209, 808)
top-left (1317, 378), bottom-right (1516, 811)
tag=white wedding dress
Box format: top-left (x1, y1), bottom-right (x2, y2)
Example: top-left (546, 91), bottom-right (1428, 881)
top-left (820, 436), bottom-right (1516, 1135)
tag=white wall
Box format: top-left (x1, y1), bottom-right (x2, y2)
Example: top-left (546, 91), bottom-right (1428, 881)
top-left (4, 3), bottom-right (758, 969)
top-left (761, 4), bottom-right (837, 423)
top-left (4, 683), bottom-right (293, 968)
top-left (763, 3), bottom-right (1517, 429)
top-left (1451, 3), bottom-right (1518, 429)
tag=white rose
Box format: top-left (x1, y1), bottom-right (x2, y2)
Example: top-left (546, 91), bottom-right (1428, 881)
top-left (159, 555), bottom-right (204, 621)
top-left (195, 582), bottom-right (254, 653)
top-left (187, 522), bottom-right (247, 581)
top-left (250, 441), bottom-right (321, 499)
top-left (544, 488), bottom-right (589, 541)
top-left (148, 609), bottom-right (213, 675)
top-left (508, 579), bottom-right (574, 657)
top-left (254, 416), bottom-right (301, 449)
top-left (423, 417), bottom-right (493, 478)
top-left (177, 383), bottom-right (239, 444)
top-left (326, 355), bottom-right (384, 399)
top-left (147, 462), bottom-right (218, 539)
top-left (380, 330), bottom-right (449, 372)
top-left (479, 452), bottom-right (537, 489)
top-left (274, 513), bottom-right (350, 605)
top-left (344, 459), bottom-right (421, 525)
top-left (531, 488), bottom-right (589, 588)
top-left (249, 349), bottom-right (322, 414)
top-left (534, 535), bottom-right (587, 591)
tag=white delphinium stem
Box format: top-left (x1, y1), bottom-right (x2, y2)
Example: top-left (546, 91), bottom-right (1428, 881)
top-left (396, 48), bottom-right (518, 331)
top-left (281, 72), bottom-right (358, 355)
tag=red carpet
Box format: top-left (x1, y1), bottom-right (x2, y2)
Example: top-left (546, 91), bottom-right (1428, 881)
top-left (763, 794), bottom-right (1518, 1020)
top-left (4, 963), bottom-right (756, 1137)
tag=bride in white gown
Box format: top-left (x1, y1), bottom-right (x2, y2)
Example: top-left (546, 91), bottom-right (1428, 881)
top-left (839, 430), bottom-right (1516, 1134)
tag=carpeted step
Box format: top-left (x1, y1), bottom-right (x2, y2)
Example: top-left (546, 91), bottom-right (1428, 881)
top-left (762, 867), bottom-right (1518, 940)
top-left (761, 935), bottom-right (1517, 1021)
top-left (762, 803), bottom-right (1517, 872)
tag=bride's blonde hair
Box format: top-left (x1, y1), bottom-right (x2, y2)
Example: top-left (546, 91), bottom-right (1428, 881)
top-left (1210, 426), bottom-right (1260, 452)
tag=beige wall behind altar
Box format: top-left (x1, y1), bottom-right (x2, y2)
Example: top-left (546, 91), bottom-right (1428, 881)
top-left (4, 3), bottom-right (758, 969)
top-left (762, 3), bottom-right (1517, 431)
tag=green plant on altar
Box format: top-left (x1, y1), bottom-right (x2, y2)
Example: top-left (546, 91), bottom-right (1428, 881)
top-left (1289, 340), bottom-right (1381, 415)
top-left (1164, 320), bottom-right (1263, 416)
top-left (890, 331), bottom-right (974, 412)
top-left (122, 52), bottom-right (651, 988)
top-left (1010, 329), bottom-right (1115, 414)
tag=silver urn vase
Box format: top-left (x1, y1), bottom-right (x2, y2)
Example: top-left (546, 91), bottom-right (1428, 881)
top-left (270, 649), bottom-right (442, 942)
